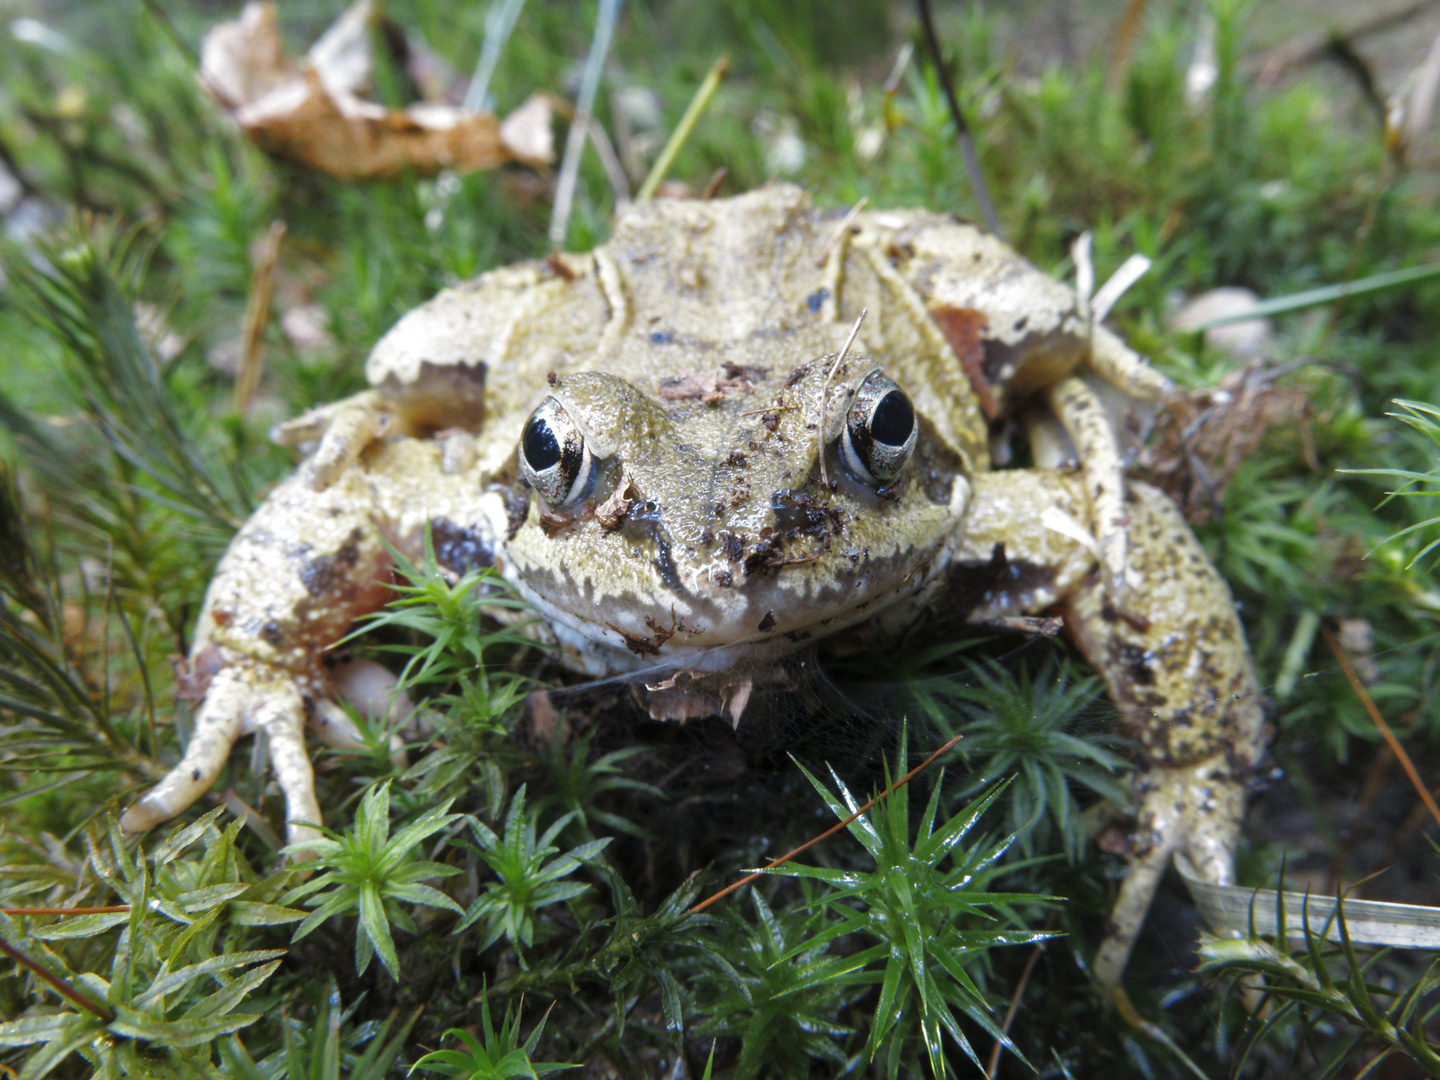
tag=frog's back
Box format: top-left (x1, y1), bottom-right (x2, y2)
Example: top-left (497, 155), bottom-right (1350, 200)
top-left (363, 185), bottom-right (1003, 474)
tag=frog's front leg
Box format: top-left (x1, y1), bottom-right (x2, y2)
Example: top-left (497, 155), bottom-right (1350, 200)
top-left (271, 390), bottom-right (393, 491)
top-left (957, 471), bottom-right (1265, 991)
top-left (121, 439), bottom-right (499, 850)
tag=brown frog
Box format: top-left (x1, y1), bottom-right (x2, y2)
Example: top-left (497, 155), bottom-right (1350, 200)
top-left (120, 185), bottom-right (1265, 989)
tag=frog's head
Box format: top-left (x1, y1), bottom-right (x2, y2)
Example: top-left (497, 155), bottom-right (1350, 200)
top-left (495, 350), bottom-right (975, 680)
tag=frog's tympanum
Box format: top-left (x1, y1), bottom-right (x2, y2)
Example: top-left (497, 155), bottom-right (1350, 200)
top-left (120, 186), bottom-right (1265, 990)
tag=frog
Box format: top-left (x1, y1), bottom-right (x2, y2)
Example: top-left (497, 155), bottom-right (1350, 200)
top-left (118, 184), bottom-right (1265, 991)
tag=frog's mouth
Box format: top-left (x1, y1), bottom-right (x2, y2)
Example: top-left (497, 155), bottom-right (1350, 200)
top-left (498, 363), bottom-right (975, 678)
top-left (507, 553), bottom-right (943, 676)
top-left (501, 477), bottom-right (969, 681)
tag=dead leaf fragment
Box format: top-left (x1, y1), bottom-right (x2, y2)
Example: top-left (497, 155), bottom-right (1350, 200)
top-left (657, 362), bottom-right (764, 404)
top-left (200, 1), bottom-right (553, 179)
top-left (1136, 360), bottom-right (1312, 524)
top-left (595, 471), bottom-right (636, 532)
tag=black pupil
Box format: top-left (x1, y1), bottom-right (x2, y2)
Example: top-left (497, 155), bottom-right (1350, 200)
top-left (869, 390), bottom-right (915, 446)
top-left (523, 415), bottom-right (562, 471)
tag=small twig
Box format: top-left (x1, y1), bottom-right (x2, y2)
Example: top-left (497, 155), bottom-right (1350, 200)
top-left (0, 940), bottom-right (115, 1023)
top-left (1324, 624), bottom-right (1440, 831)
top-left (814, 196), bottom-right (868, 268)
top-left (463, 0), bottom-right (528, 112)
top-left (816, 310), bottom-right (867, 489)
top-left (222, 789), bottom-right (285, 852)
top-left (884, 41), bottom-right (915, 95)
top-left (914, 0), bottom-right (1003, 239)
top-left (882, 42), bottom-right (914, 134)
top-left (688, 733), bottom-right (963, 914)
top-left (576, 111), bottom-right (632, 211)
top-left (1111, 986), bottom-right (1211, 1080)
top-left (968, 614), bottom-right (1063, 637)
top-left (740, 404), bottom-right (795, 416)
top-left (2, 906), bottom-right (128, 916)
top-left (1090, 253), bottom-right (1152, 325)
top-left (986, 913), bottom-right (1054, 1078)
top-left (1256, 0), bottom-right (1437, 87)
top-left (1105, 0), bottom-right (1150, 96)
top-left (1399, 26), bottom-right (1440, 156)
top-left (699, 166), bottom-right (727, 200)
top-left (637, 55), bottom-right (730, 200)
top-left (234, 220), bottom-right (286, 413)
top-left (1072, 232), bottom-right (1094, 322)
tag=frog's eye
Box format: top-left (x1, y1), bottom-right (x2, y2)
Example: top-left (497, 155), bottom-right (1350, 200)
top-left (520, 397), bottom-right (594, 507)
top-left (840, 371), bottom-right (917, 485)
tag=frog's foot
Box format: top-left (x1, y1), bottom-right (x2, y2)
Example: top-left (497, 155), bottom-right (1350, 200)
top-left (271, 390), bottom-right (391, 490)
top-left (119, 659), bottom-right (325, 852)
top-left (121, 657), bottom-right (412, 854)
top-left (1091, 755), bottom-right (1246, 992)
top-left (1088, 325), bottom-right (1173, 403)
top-left (123, 441), bottom-right (478, 853)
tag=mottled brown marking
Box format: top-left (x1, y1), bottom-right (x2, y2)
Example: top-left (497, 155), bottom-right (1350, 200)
top-left (718, 530), bottom-right (744, 562)
top-left (782, 364), bottom-right (812, 388)
top-left (657, 362), bottom-right (765, 404)
top-left (929, 304), bottom-right (998, 419)
top-left (503, 485), bottom-right (531, 541)
top-left (298, 528), bottom-right (364, 596)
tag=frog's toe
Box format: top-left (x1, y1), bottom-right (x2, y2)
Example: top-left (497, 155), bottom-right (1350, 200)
top-left (271, 390), bottom-right (390, 491)
top-left (252, 682), bottom-right (325, 853)
top-left (1092, 814), bottom-right (1176, 993)
top-left (309, 697), bottom-right (409, 770)
top-left (1089, 325), bottom-right (1174, 402)
top-left (121, 662), bottom-right (326, 855)
top-left (120, 664), bottom-right (250, 834)
top-left (1046, 376), bottom-right (1128, 599)
top-left (1091, 758), bottom-right (1245, 993)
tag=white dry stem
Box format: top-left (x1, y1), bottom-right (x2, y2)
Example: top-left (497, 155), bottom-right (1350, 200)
top-left (464, 0), bottom-right (529, 113)
top-left (817, 309), bottom-right (867, 490)
top-left (549, 0), bottom-right (623, 247)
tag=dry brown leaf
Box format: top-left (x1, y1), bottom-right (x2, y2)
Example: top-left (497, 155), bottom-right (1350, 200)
top-left (200, 1), bottom-right (553, 179)
top-left (1135, 360), bottom-right (1312, 524)
top-left (595, 471), bottom-right (636, 532)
